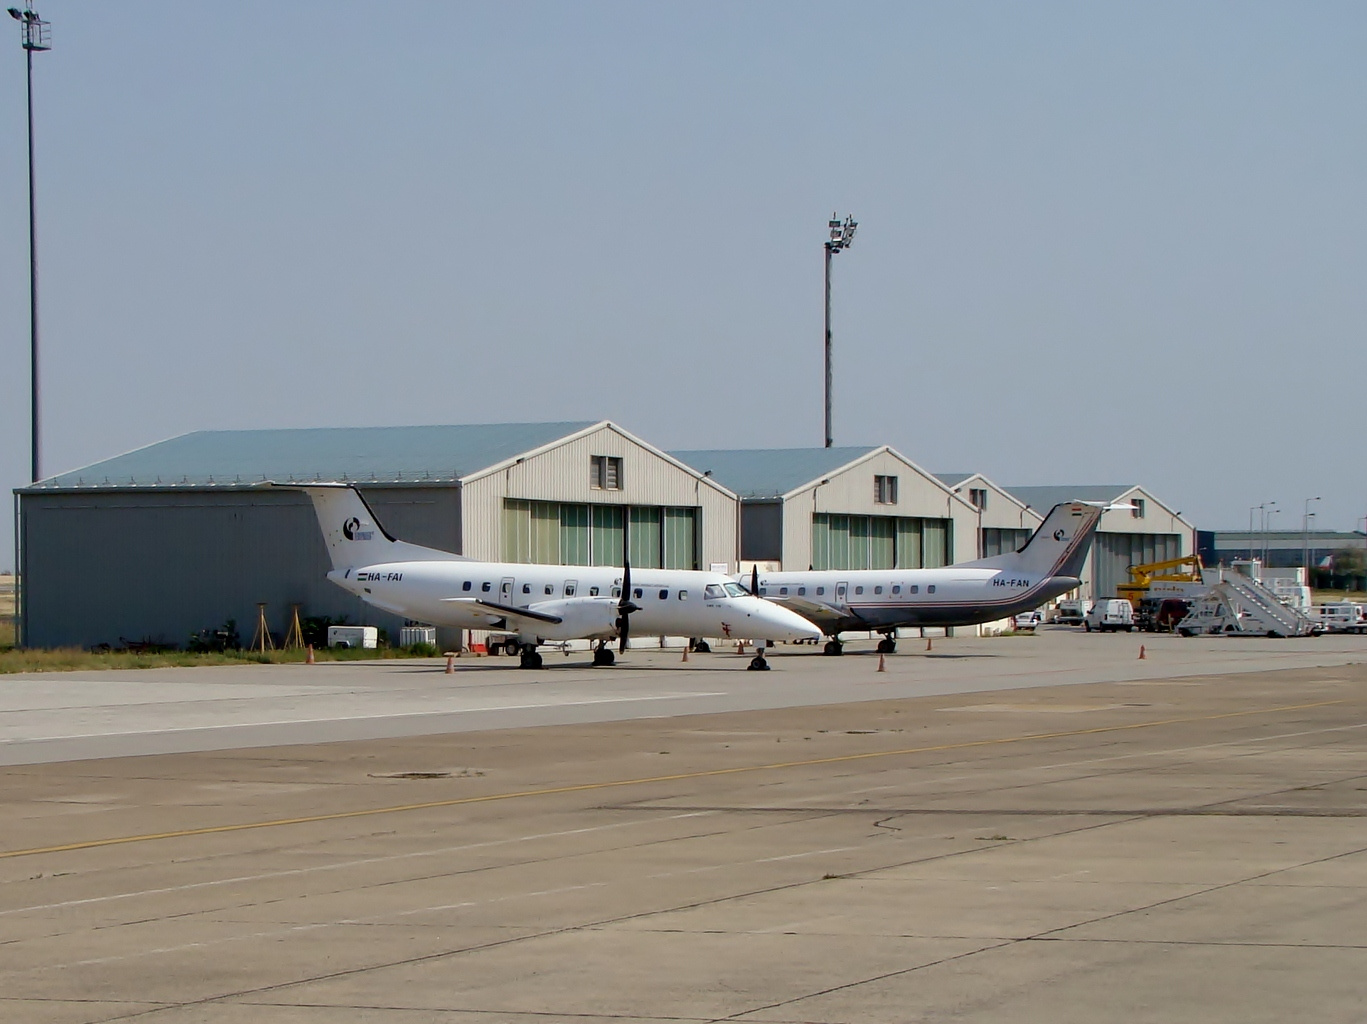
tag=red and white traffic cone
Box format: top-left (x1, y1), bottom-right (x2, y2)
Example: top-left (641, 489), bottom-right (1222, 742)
top-left (682, 646), bottom-right (689, 663)
top-left (445, 653), bottom-right (455, 674)
top-left (877, 653), bottom-right (886, 673)
top-left (926, 637), bottom-right (933, 652)
top-left (1138, 645), bottom-right (1146, 660)
top-left (305, 645), bottom-right (315, 665)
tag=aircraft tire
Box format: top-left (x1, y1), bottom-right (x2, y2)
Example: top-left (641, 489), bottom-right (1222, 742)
top-left (519, 649), bottom-right (543, 669)
top-left (876, 637), bottom-right (896, 654)
top-left (823, 640), bottom-right (843, 656)
top-left (747, 655), bottom-right (770, 671)
top-left (691, 639), bottom-right (711, 653)
top-left (592, 648), bottom-right (615, 667)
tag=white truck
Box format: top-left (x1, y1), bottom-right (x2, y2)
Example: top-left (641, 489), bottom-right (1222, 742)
top-left (1308, 603), bottom-right (1367, 634)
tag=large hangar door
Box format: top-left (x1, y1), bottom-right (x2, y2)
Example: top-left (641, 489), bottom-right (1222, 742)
top-left (1094, 533), bottom-right (1183, 598)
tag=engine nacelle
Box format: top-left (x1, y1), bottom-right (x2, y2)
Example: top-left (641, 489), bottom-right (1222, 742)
top-left (519, 597), bottom-right (622, 642)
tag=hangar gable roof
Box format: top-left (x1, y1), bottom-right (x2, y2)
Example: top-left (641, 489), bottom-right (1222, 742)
top-left (1005, 484), bottom-right (1138, 510)
top-left (667, 447), bottom-right (878, 499)
top-left (28, 421), bottom-right (599, 490)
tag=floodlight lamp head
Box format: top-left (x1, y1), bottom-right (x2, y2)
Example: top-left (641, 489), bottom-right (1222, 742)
top-left (7, 8), bottom-right (21, 19)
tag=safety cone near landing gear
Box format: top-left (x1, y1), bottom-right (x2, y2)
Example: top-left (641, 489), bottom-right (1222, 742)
top-left (1139, 645), bottom-right (1146, 660)
top-left (681, 646), bottom-right (689, 663)
top-left (445, 653), bottom-right (456, 674)
top-left (926, 637), bottom-right (933, 652)
top-left (877, 653), bottom-right (886, 673)
top-left (305, 645), bottom-right (315, 665)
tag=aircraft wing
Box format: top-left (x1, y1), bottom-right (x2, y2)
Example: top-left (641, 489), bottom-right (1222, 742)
top-left (439, 597), bottom-right (564, 625)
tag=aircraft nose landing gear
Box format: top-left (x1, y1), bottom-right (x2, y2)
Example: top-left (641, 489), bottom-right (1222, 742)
top-left (876, 636), bottom-right (896, 654)
top-left (747, 649), bottom-right (770, 670)
top-left (822, 638), bottom-right (844, 656)
top-left (592, 641), bottom-right (615, 667)
top-left (518, 645), bottom-right (543, 670)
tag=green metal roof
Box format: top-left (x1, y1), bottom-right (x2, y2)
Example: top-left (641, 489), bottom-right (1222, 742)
top-left (27, 422), bottom-right (598, 490)
top-left (667, 447), bottom-right (878, 499)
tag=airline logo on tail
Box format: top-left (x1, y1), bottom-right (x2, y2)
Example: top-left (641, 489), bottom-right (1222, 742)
top-left (342, 517), bottom-right (374, 541)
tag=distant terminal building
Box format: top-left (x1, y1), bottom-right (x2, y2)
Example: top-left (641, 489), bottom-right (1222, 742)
top-left (668, 446), bottom-right (977, 572)
top-left (1198, 530), bottom-right (1367, 570)
top-left (15, 421), bottom-right (737, 649)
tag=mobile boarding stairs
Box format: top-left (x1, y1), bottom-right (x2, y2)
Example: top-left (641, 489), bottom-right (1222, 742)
top-left (1176, 568), bottom-right (1321, 638)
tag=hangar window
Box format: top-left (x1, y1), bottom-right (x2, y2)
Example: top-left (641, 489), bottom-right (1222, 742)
top-left (462, 581), bottom-right (472, 591)
top-left (874, 475), bottom-right (898, 504)
top-left (969, 488), bottom-right (988, 511)
top-left (1132, 499), bottom-right (1146, 519)
top-left (482, 582), bottom-right (492, 592)
top-left (591, 455), bottom-right (623, 490)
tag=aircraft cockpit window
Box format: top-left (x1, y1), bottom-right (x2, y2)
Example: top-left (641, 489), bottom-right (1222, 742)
top-left (704, 584), bottom-right (725, 600)
top-left (722, 582), bottom-right (747, 598)
top-left (462, 581), bottom-right (472, 591)
top-left (482, 582), bottom-right (492, 592)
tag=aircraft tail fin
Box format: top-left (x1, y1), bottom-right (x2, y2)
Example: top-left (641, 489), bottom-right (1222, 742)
top-left (966, 501), bottom-right (1109, 579)
top-left (276, 483), bottom-right (465, 570)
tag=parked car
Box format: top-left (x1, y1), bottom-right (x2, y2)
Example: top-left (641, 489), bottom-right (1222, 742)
top-left (1012, 610), bottom-right (1043, 631)
top-left (1085, 598), bottom-right (1134, 632)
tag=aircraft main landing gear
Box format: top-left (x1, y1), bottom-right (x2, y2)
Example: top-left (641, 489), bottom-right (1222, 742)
top-left (876, 636), bottom-right (897, 654)
top-left (518, 646), bottom-right (543, 669)
top-left (822, 639), bottom-right (844, 656)
top-left (592, 642), bottom-right (615, 667)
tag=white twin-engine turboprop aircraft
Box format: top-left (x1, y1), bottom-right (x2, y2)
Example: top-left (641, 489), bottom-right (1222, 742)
top-left (746, 500), bottom-right (1114, 656)
top-left (286, 484), bottom-right (821, 669)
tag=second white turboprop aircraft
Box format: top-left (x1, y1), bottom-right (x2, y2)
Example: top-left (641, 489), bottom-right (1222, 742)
top-left (287, 484), bottom-right (821, 669)
top-left (747, 500), bottom-right (1112, 655)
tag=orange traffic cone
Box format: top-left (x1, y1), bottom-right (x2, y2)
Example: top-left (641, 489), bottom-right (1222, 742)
top-left (737, 641), bottom-right (746, 656)
top-left (926, 637), bottom-right (933, 652)
top-left (877, 653), bottom-right (886, 673)
top-left (1138, 645), bottom-right (1146, 660)
top-left (682, 646), bottom-right (689, 663)
top-left (444, 653), bottom-right (456, 674)
top-left (305, 644), bottom-right (315, 665)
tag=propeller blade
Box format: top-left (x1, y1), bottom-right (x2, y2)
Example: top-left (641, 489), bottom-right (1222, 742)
top-left (751, 564), bottom-right (760, 596)
top-left (618, 558), bottom-right (633, 653)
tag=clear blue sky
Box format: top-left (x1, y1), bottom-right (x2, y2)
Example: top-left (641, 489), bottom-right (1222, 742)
top-left (3, 1), bottom-right (1365, 565)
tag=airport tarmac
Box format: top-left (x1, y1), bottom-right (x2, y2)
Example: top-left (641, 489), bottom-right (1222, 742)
top-left (1, 631), bottom-right (1364, 1022)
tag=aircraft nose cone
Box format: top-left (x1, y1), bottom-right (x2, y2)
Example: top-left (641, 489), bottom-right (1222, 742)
top-left (748, 599), bottom-right (822, 642)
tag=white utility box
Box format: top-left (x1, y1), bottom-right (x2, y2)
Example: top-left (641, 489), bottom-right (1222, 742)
top-left (327, 625), bottom-right (378, 649)
top-left (399, 626), bottom-right (436, 647)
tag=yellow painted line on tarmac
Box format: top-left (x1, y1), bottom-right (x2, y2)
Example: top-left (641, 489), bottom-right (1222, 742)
top-left (0, 698), bottom-right (1345, 861)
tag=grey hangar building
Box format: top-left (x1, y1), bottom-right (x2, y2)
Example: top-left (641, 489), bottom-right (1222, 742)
top-left (14, 420), bottom-right (1195, 649)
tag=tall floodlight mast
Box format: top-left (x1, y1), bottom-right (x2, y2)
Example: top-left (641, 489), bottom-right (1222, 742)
top-left (823, 213), bottom-right (856, 448)
top-left (8, 5), bottom-right (50, 483)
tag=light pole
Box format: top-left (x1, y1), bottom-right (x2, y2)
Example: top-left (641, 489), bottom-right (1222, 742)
top-left (8, 5), bottom-right (50, 484)
top-left (823, 213), bottom-right (856, 449)
top-left (1302, 496), bottom-right (1321, 577)
top-left (1263, 504), bottom-right (1279, 566)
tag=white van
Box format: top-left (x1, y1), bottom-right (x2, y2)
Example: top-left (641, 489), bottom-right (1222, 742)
top-left (1085, 599), bottom-right (1134, 633)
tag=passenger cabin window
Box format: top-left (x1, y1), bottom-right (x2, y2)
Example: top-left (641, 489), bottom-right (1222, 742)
top-left (633, 587), bottom-right (643, 599)
top-left (855, 586), bottom-right (864, 595)
top-left (659, 589), bottom-right (668, 600)
top-left (874, 586), bottom-right (883, 594)
top-left (678, 590), bottom-right (688, 600)
top-left (928, 585), bottom-right (937, 594)
top-left (545, 584), bottom-right (554, 595)
top-left (482, 582), bottom-right (492, 592)
top-left (565, 584), bottom-right (575, 596)
top-left (589, 586), bottom-right (599, 596)
top-left (816, 586), bottom-right (825, 595)
top-left (704, 584), bottom-right (725, 600)
top-left (462, 581), bottom-right (472, 591)
top-left (522, 584), bottom-right (531, 594)
top-left (611, 586), bottom-right (621, 597)
top-left (892, 585), bottom-right (901, 595)
top-left (910, 585), bottom-right (919, 594)
top-left (874, 475), bottom-right (899, 504)
top-left (798, 587), bottom-right (806, 596)
top-left (590, 455), bottom-right (623, 490)
top-left (779, 587), bottom-right (789, 596)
